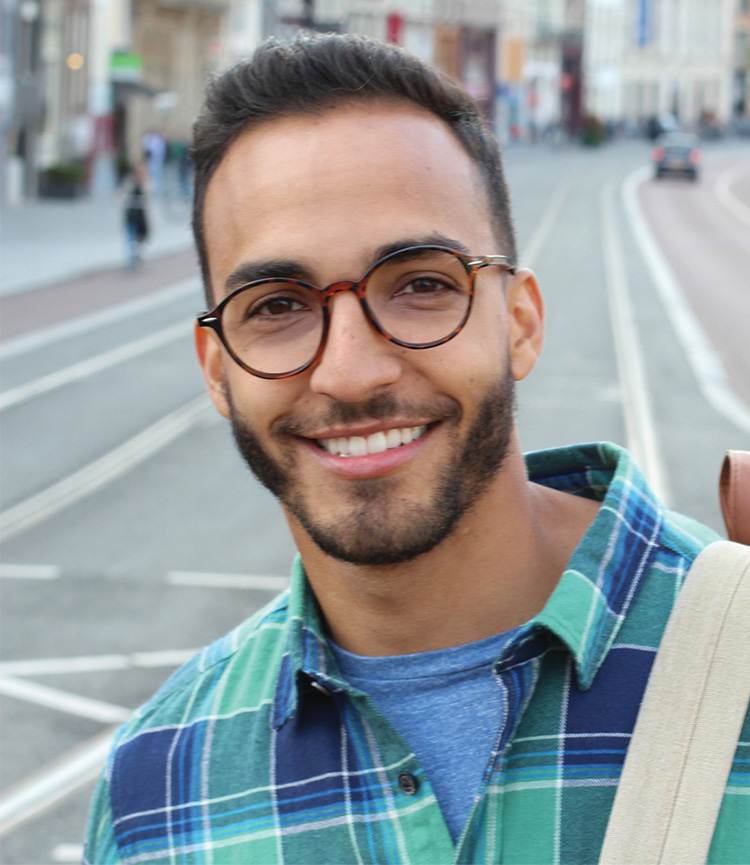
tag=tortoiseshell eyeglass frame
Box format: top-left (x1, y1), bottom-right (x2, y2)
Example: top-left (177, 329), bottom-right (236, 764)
top-left (196, 244), bottom-right (516, 380)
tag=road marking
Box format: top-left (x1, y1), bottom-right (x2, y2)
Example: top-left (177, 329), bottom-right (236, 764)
top-left (0, 320), bottom-right (192, 411)
top-left (0, 277), bottom-right (200, 360)
top-left (0, 395), bottom-right (212, 543)
top-left (601, 183), bottom-right (671, 505)
top-left (0, 676), bottom-right (130, 723)
top-left (622, 166), bottom-right (750, 437)
top-left (52, 844), bottom-right (84, 863)
top-left (520, 178), bottom-right (571, 269)
top-left (167, 571), bottom-right (290, 591)
top-left (0, 726), bottom-right (116, 836)
top-left (714, 160), bottom-right (750, 231)
top-left (0, 649), bottom-right (198, 677)
top-left (0, 563), bottom-right (60, 579)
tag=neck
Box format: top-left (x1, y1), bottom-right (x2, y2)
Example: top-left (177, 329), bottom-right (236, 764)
top-left (288, 438), bottom-right (599, 656)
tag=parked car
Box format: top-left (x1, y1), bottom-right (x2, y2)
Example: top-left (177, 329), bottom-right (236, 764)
top-left (652, 133), bottom-right (702, 181)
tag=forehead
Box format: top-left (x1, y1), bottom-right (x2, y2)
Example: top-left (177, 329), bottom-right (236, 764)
top-left (202, 101), bottom-right (494, 296)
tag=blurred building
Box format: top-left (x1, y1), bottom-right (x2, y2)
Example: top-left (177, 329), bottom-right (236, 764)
top-left (735, 0), bottom-right (750, 122)
top-left (583, 0), bottom-right (735, 132)
top-left (499, 0), bottom-right (584, 142)
top-left (2, 0), bottom-right (745, 204)
top-left (123, 0), bottom-right (225, 164)
top-left (1, 0), bottom-right (223, 204)
top-left (1, 0), bottom-right (46, 203)
top-left (222, 0), bottom-right (585, 142)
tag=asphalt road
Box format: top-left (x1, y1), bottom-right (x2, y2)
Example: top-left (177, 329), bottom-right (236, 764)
top-left (1, 138), bottom-right (748, 864)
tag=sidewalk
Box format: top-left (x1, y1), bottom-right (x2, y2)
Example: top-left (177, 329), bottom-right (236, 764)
top-left (0, 192), bottom-right (195, 297)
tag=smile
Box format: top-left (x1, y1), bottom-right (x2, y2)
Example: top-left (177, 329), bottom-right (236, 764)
top-left (317, 425), bottom-right (428, 457)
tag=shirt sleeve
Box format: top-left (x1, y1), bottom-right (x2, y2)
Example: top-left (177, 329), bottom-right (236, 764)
top-left (83, 769), bottom-right (121, 864)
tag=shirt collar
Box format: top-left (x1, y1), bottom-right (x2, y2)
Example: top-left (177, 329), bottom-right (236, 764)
top-left (272, 557), bottom-right (348, 728)
top-left (526, 442), bottom-right (664, 689)
top-left (273, 441), bottom-right (665, 726)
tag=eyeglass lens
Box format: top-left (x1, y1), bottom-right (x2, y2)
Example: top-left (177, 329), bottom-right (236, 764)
top-left (219, 248), bottom-right (473, 377)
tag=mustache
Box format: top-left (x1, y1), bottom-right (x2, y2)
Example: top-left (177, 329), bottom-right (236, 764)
top-left (272, 392), bottom-right (462, 438)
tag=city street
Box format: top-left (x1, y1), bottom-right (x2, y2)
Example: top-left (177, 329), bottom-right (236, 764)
top-left (1, 138), bottom-right (749, 863)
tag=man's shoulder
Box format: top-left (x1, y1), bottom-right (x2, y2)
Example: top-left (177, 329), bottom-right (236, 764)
top-left (656, 510), bottom-right (722, 574)
top-left (661, 508), bottom-right (723, 553)
top-left (114, 589), bottom-right (291, 746)
top-left (614, 507), bottom-right (724, 649)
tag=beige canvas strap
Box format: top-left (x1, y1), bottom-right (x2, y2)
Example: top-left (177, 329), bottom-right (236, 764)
top-left (599, 540), bottom-right (750, 865)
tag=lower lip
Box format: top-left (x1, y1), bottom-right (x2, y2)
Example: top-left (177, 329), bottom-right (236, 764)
top-left (300, 428), bottom-right (434, 479)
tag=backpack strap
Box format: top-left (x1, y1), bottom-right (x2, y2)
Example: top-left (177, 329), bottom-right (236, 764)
top-left (599, 540), bottom-right (750, 865)
top-left (720, 450), bottom-right (750, 545)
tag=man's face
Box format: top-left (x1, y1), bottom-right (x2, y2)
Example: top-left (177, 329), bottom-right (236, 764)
top-left (197, 101), bottom-right (541, 565)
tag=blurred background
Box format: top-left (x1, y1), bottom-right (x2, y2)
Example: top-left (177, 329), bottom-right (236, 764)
top-left (1, 0), bottom-right (749, 861)
top-left (2, 0), bottom-right (750, 199)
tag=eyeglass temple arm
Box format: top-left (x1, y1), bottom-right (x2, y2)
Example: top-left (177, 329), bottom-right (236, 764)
top-left (466, 255), bottom-right (515, 273)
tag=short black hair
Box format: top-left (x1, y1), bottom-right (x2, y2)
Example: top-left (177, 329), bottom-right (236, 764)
top-left (192, 31), bottom-right (516, 303)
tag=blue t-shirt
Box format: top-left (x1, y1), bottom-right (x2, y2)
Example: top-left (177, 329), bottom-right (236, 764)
top-left (330, 627), bottom-right (521, 842)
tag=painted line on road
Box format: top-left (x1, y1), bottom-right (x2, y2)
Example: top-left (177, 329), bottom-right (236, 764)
top-left (52, 844), bottom-right (84, 863)
top-left (167, 571), bottom-right (290, 591)
top-left (0, 676), bottom-right (130, 723)
top-left (601, 182), bottom-right (671, 505)
top-left (519, 178), bottom-right (571, 269)
top-left (0, 563), bottom-right (60, 579)
top-left (622, 166), bottom-right (750, 437)
top-left (0, 320), bottom-right (192, 411)
top-left (714, 159), bottom-right (750, 231)
top-left (0, 394), bottom-right (212, 543)
top-left (0, 726), bottom-right (117, 837)
top-left (0, 277), bottom-right (201, 360)
top-left (0, 649), bottom-right (198, 677)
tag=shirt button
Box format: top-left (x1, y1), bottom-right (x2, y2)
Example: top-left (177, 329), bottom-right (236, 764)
top-left (398, 772), bottom-right (419, 795)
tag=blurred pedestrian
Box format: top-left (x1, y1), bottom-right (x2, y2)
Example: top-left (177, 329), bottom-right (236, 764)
top-left (169, 138), bottom-right (193, 198)
top-left (141, 130), bottom-right (167, 196)
top-left (122, 164), bottom-right (149, 270)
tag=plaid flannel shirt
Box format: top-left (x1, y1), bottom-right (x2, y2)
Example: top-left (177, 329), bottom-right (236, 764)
top-left (84, 442), bottom-right (749, 864)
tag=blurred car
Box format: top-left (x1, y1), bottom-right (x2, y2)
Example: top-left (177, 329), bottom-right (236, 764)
top-left (652, 133), bottom-right (702, 181)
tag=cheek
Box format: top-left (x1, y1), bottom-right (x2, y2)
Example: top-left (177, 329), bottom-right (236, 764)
top-left (430, 312), bottom-right (508, 386)
top-left (222, 368), bottom-right (303, 433)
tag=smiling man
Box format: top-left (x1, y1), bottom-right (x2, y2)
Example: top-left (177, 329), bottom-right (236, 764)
top-left (84, 33), bottom-right (746, 865)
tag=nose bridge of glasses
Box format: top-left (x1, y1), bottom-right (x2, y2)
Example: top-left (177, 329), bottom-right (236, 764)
top-left (320, 279), bottom-right (365, 301)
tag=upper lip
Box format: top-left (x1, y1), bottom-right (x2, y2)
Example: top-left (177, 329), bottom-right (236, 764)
top-left (302, 420), bottom-right (434, 440)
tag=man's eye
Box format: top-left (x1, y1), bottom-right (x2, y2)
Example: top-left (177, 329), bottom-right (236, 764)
top-left (252, 296), bottom-right (308, 317)
top-left (400, 276), bottom-right (454, 294)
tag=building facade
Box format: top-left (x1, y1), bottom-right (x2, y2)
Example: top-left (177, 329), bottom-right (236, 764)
top-left (583, 0), bottom-right (736, 130)
top-left (3, 0), bottom-right (747, 203)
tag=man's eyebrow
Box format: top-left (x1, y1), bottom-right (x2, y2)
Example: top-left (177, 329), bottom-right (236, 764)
top-left (223, 234), bottom-right (473, 296)
top-left (372, 234), bottom-right (472, 261)
top-left (224, 260), bottom-right (316, 294)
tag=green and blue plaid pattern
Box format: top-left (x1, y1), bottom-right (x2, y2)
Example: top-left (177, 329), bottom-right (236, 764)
top-left (84, 442), bottom-right (749, 864)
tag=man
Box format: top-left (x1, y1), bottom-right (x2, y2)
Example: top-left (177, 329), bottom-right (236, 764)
top-left (84, 34), bottom-right (747, 863)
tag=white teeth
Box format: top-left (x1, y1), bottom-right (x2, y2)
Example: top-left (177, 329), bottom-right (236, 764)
top-left (386, 428), bottom-right (401, 449)
top-left (318, 425), bottom-right (427, 457)
top-left (349, 436), bottom-right (368, 457)
top-left (367, 431), bottom-right (388, 454)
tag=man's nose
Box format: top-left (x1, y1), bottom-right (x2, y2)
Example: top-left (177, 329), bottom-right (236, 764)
top-left (308, 291), bottom-right (403, 401)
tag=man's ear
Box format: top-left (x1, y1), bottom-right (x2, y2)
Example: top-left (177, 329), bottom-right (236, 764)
top-left (505, 268), bottom-right (544, 382)
top-left (195, 323), bottom-right (231, 418)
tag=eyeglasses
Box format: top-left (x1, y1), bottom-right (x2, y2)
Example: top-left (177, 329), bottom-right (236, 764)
top-left (197, 245), bottom-right (515, 379)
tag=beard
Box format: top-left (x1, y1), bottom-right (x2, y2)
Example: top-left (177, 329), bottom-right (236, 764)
top-left (226, 366), bottom-right (515, 566)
